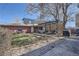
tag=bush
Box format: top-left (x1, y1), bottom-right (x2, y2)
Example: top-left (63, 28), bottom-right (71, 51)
top-left (0, 27), bottom-right (13, 56)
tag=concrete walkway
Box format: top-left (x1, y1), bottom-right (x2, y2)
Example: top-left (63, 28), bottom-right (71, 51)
top-left (22, 38), bottom-right (79, 56)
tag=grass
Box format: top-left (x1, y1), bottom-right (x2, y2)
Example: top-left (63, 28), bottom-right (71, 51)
top-left (11, 33), bottom-right (36, 47)
top-left (11, 33), bottom-right (48, 47)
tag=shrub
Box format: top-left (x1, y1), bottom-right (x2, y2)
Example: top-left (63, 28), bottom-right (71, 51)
top-left (0, 27), bottom-right (13, 56)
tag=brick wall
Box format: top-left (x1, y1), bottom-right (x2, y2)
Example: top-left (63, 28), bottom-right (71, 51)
top-left (0, 25), bottom-right (31, 33)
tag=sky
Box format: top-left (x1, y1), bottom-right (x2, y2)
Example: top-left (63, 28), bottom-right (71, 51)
top-left (0, 3), bottom-right (39, 24)
top-left (0, 3), bottom-right (79, 28)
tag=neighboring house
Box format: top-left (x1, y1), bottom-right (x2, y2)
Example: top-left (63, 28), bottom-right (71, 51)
top-left (22, 18), bottom-right (34, 24)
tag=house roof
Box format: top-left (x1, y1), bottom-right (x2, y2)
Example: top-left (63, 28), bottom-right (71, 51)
top-left (38, 21), bottom-right (57, 25)
top-left (0, 23), bottom-right (38, 27)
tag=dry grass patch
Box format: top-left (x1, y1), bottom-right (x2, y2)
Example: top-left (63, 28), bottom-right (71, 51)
top-left (0, 27), bottom-right (13, 56)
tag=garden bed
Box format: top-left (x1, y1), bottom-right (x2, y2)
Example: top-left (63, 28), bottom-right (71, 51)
top-left (11, 33), bottom-right (50, 47)
top-left (5, 33), bottom-right (60, 56)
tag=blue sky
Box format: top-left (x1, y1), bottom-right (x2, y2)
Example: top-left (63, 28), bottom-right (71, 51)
top-left (0, 3), bottom-right (38, 24)
top-left (0, 3), bottom-right (79, 27)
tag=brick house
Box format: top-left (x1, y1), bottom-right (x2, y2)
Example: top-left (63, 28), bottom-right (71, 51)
top-left (0, 24), bottom-right (31, 33)
top-left (0, 21), bottom-right (64, 34)
top-left (0, 23), bottom-right (40, 33)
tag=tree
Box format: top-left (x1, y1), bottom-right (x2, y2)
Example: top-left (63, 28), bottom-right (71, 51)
top-left (25, 3), bottom-right (74, 34)
top-left (45, 3), bottom-right (62, 33)
top-left (26, 3), bottom-right (47, 32)
top-left (26, 3), bottom-right (47, 22)
top-left (44, 3), bottom-right (74, 30)
top-left (26, 3), bottom-right (62, 32)
top-left (61, 3), bottom-right (72, 29)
